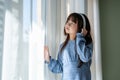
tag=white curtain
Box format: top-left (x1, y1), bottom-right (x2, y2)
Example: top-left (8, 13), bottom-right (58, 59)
top-left (0, 0), bottom-right (5, 79)
top-left (1, 0), bottom-right (44, 80)
top-left (2, 0), bottom-right (26, 80)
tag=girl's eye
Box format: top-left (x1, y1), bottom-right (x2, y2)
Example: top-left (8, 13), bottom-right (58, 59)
top-left (68, 23), bottom-right (72, 26)
top-left (67, 23), bottom-right (73, 26)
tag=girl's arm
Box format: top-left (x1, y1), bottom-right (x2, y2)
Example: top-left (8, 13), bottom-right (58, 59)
top-left (44, 45), bottom-right (63, 73)
top-left (48, 53), bottom-right (63, 73)
top-left (76, 33), bottom-right (93, 62)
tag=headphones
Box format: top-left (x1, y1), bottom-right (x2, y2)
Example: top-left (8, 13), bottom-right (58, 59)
top-left (80, 14), bottom-right (86, 28)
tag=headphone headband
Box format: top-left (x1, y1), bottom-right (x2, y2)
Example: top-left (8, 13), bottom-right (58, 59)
top-left (80, 14), bottom-right (86, 28)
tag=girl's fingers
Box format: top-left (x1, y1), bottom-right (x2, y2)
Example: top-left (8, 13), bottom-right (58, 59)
top-left (81, 28), bottom-right (88, 36)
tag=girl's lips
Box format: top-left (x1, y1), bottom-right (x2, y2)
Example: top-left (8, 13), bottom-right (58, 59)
top-left (65, 27), bottom-right (69, 30)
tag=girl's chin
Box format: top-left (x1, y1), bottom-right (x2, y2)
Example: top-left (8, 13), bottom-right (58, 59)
top-left (65, 32), bottom-right (69, 34)
top-left (65, 30), bottom-right (69, 34)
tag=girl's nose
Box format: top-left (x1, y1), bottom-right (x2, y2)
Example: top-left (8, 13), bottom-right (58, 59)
top-left (65, 24), bottom-right (69, 28)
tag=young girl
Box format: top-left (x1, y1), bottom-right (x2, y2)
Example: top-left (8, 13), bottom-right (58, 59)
top-left (44, 13), bottom-right (93, 80)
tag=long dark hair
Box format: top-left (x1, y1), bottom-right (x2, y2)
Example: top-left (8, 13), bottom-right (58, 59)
top-left (60, 13), bottom-right (92, 52)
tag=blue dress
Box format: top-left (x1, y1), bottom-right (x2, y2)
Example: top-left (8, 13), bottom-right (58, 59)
top-left (47, 33), bottom-right (93, 80)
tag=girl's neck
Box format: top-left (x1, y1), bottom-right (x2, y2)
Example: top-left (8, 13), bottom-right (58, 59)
top-left (69, 34), bottom-right (76, 40)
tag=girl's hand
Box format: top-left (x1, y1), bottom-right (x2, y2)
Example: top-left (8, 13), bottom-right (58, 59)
top-left (44, 46), bottom-right (50, 63)
top-left (81, 28), bottom-right (88, 36)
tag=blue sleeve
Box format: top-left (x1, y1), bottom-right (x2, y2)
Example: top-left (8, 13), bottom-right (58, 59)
top-left (76, 33), bottom-right (93, 62)
top-left (48, 45), bottom-right (63, 73)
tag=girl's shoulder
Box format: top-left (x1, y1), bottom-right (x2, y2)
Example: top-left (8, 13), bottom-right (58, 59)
top-left (59, 42), bottom-right (64, 49)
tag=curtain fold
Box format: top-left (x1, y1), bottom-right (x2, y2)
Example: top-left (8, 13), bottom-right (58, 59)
top-left (2, 0), bottom-right (24, 80)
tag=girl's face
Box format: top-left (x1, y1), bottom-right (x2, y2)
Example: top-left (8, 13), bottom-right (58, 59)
top-left (65, 20), bottom-right (78, 35)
